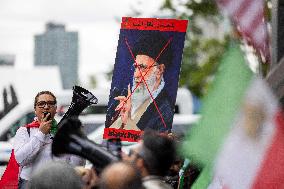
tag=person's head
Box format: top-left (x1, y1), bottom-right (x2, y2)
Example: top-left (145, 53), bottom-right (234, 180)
top-left (99, 161), bottom-right (144, 189)
top-left (123, 130), bottom-right (176, 177)
top-left (27, 161), bottom-right (82, 189)
top-left (132, 32), bottom-right (173, 95)
top-left (34, 91), bottom-right (57, 122)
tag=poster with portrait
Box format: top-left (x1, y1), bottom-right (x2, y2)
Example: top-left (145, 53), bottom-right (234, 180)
top-left (104, 17), bottom-right (188, 142)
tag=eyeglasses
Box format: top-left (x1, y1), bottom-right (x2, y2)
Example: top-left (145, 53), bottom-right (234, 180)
top-left (133, 63), bottom-right (158, 72)
top-left (36, 101), bottom-right (56, 108)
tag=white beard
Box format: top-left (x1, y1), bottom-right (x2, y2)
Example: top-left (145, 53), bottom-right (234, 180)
top-left (131, 70), bottom-right (157, 114)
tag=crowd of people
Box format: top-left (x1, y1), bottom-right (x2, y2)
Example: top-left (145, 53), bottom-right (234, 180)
top-left (12, 90), bottom-right (199, 189)
top-left (24, 129), bottom-right (198, 189)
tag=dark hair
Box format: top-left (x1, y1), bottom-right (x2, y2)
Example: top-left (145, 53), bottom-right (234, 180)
top-left (133, 32), bottom-right (173, 68)
top-left (140, 129), bottom-right (176, 176)
top-left (34, 91), bottom-right (57, 109)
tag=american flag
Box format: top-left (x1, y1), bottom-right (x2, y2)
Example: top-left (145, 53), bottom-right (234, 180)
top-left (217, 0), bottom-right (270, 63)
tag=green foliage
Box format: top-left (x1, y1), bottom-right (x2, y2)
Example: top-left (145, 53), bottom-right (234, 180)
top-left (160, 0), bottom-right (229, 97)
top-left (161, 0), bottom-right (273, 97)
top-left (180, 37), bottom-right (229, 97)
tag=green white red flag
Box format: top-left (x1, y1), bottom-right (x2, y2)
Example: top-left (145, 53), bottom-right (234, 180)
top-left (208, 78), bottom-right (284, 189)
top-left (181, 41), bottom-right (253, 188)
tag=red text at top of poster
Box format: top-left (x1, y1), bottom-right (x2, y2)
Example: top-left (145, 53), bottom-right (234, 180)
top-left (121, 17), bottom-right (188, 32)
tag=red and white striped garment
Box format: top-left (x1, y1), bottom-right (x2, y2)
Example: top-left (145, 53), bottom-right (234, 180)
top-left (217, 0), bottom-right (270, 62)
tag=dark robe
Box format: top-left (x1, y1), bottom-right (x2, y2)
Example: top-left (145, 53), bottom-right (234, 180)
top-left (137, 88), bottom-right (174, 132)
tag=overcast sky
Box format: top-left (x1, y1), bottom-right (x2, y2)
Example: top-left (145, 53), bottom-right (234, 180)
top-left (0, 0), bottom-right (163, 86)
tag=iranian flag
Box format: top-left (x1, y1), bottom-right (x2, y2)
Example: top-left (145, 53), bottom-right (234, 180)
top-left (182, 41), bottom-right (284, 188)
top-left (208, 78), bottom-right (284, 189)
top-left (181, 41), bottom-right (253, 188)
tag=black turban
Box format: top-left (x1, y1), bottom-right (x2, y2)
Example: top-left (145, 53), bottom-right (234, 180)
top-left (132, 32), bottom-right (173, 67)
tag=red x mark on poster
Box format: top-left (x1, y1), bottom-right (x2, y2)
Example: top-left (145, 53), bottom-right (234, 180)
top-left (104, 17), bottom-right (188, 142)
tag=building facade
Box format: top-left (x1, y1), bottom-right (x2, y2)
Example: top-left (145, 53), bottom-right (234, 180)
top-left (34, 22), bottom-right (78, 89)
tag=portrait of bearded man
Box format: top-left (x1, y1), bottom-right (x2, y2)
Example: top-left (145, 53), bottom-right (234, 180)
top-left (108, 32), bottom-right (175, 132)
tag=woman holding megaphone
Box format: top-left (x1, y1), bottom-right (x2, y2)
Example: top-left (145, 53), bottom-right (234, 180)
top-left (13, 91), bottom-right (85, 189)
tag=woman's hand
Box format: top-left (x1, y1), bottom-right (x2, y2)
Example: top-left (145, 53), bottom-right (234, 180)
top-left (39, 113), bottom-right (52, 134)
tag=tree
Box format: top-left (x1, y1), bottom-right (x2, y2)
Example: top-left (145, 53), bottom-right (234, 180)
top-left (159, 0), bottom-right (229, 97)
top-left (159, 0), bottom-right (272, 97)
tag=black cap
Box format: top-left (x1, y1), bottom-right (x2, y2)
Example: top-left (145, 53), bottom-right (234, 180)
top-left (133, 32), bottom-right (173, 67)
